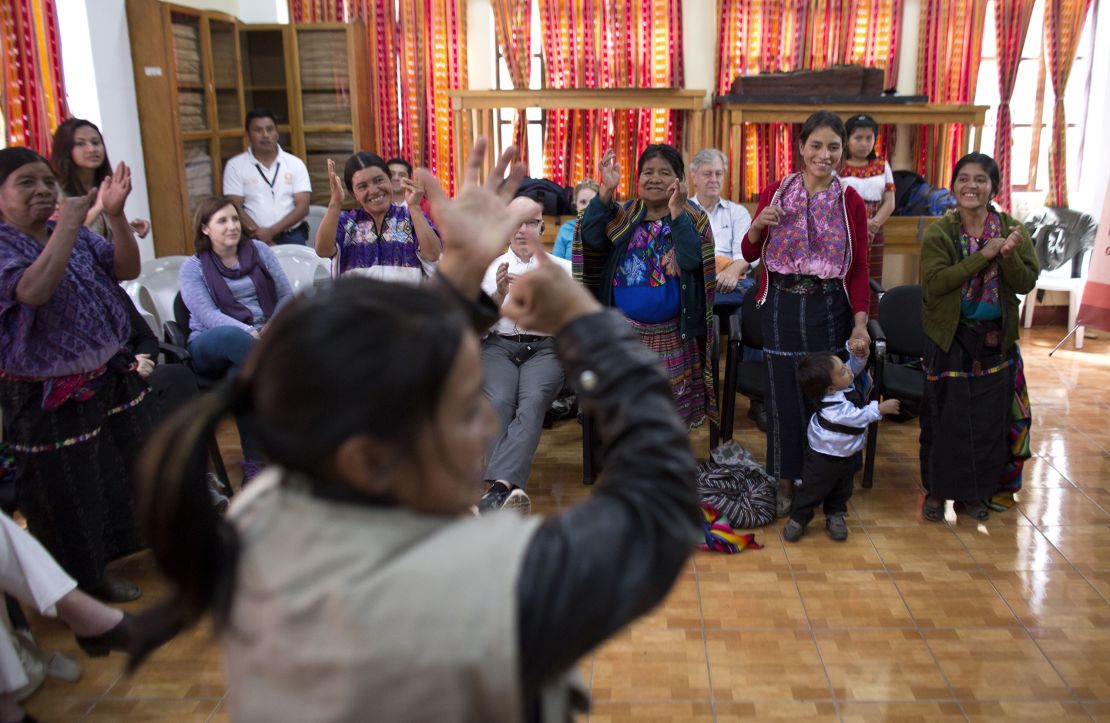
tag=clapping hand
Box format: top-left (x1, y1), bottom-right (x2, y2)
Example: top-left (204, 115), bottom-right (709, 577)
top-left (326, 158), bottom-right (346, 208)
top-left (598, 149), bottom-right (621, 198)
top-left (495, 262), bottom-right (512, 296)
top-left (998, 227), bottom-right (1023, 259)
top-left (751, 205), bottom-right (782, 235)
top-left (57, 187), bottom-right (97, 230)
top-left (667, 179), bottom-right (688, 221)
top-left (400, 177), bottom-right (424, 206)
top-left (130, 218), bottom-right (151, 238)
top-left (99, 162), bottom-right (133, 218)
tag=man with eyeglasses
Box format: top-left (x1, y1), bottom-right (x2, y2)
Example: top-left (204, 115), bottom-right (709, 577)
top-left (689, 148), bottom-right (766, 430)
top-left (477, 198), bottom-right (572, 514)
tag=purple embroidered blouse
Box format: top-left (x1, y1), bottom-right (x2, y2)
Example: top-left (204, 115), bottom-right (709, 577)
top-left (763, 174), bottom-right (851, 280)
top-left (0, 222), bottom-right (130, 378)
top-left (333, 204), bottom-right (438, 282)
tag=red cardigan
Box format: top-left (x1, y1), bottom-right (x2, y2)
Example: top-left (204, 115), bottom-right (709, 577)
top-left (740, 175), bottom-right (871, 315)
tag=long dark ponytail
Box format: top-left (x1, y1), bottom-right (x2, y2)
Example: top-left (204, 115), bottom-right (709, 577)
top-left (128, 381), bottom-right (245, 670)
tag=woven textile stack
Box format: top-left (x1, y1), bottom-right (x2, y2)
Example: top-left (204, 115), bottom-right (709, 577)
top-left (302, 92), bottom-right (350, 125)
top-left (172, 22), bottom-right (202, 85)
top-left (184, 143), bottom-right (213, 208)
top-left (298, 32), bottom-right (346, 87)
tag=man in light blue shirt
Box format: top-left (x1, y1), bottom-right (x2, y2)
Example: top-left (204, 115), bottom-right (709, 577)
top-left (689, 148), bottom-right (754, 310)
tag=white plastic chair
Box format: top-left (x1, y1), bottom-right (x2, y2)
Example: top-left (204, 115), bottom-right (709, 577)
top-left (271, 244), bottom-right (332, 293)
top-left (305, 205), bottom-right (328, 248)
top-left (119, 280), bottom-right (161, 336)
top-left (1022, 268), bottom-right (1086, 350)
top-left (136, 256), bottom-right (190, 334)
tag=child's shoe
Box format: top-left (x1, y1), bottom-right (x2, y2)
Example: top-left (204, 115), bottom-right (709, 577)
top-left (783, 519), bottom-right (806, 542)
top-left (825, 514), bottom-right (849, 542)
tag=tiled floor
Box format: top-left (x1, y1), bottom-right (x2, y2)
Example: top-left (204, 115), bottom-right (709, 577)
top-left (21, 326), bottom-right (1110, 722)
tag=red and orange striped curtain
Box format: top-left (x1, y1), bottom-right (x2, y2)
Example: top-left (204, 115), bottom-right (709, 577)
top-left (914, 0), bottom-right (987, 189)
top-left (492, 0), bottom-right (531, 164)
top-left (538, 0), bottom-right (683, 199)
top-left (716, 0), bottom-right (901, 200)
top-left (1043, 0), bottom-right (1092, 208)
top-left (289, 0), bottom-right (468, 194)
top-left (0, 0), bottom-right (68, 155)
top-left (992, 0), bottom-right (1036, 212)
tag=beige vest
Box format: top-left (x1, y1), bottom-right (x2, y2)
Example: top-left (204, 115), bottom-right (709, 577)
top-left (221, 469), bottom-right (585, 722)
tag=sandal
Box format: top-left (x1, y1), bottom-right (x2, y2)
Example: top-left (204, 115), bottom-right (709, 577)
top-left (922, 495), bottom-right (944, 522)
top-left (954, 500), bottom-right (990, 521)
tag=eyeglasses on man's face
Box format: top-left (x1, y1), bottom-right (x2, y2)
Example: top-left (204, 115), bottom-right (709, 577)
top-left (521, 219), bottom-right (543, 228)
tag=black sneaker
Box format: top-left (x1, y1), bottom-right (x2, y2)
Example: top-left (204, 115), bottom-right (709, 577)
top-left (783, 519), bottom-right (806, 542)
top-left (478, 482), bottom-right (531, 515)
top-left (825, 514), bottom-right (849, 541)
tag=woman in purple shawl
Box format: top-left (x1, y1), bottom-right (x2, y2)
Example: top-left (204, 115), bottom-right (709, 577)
top-left (178, 196), bottom-right (293, 481)
top-left (0, 147), bottom-right (153, 602)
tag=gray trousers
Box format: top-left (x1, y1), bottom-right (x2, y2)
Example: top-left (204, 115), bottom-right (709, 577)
top-left (481, 335), bottom-right (565, 488)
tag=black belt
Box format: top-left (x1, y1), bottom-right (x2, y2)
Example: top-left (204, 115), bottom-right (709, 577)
top-left (815, 414), bottom-right (866, 436)
top-left (499, 333), bottom-right (547, 343)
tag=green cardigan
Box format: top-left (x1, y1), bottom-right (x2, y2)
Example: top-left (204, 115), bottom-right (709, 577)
top-left (920, 209), bottom-right (1040, 353)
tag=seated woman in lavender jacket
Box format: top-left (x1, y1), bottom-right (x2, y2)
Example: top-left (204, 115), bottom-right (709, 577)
top-left (178, 196), bottom-right (293, 480)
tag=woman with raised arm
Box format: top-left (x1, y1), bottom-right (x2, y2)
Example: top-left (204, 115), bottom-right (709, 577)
top-left (0, 148), bottom-right (152, 603)
top-left (576, 144), bottom-right (717, 429)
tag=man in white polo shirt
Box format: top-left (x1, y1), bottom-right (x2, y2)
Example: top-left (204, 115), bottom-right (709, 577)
top-left (223, 108), bottom-right (312, 245)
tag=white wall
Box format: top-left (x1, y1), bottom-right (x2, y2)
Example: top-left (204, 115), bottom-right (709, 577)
top-left (467, 0), bottom-right (494, 89)
top-left (1074, 0), bottom-right (1110, 220)
top-left (682, 2), bottom-right (715, 107)
top-left (58, 0), bottom-right (154, 260)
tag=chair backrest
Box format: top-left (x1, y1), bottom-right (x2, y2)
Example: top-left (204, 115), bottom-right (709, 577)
top-left (271, 244), bottom-right (331, 293)
top-left (739, 289), bottom-right (764, 350)
top-left (305, 204), bottom-right (328, 247)
top-left (120, 280), bottom-right (161, 334)
top-left (878, 284), bottom-right (924, 357)
top-left (138, 255), bottom-right (190, 332)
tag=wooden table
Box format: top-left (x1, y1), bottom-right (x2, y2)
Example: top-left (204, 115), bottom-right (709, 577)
top-left (716, 100), bottom-right (989, 199)
top-left (448, 88), bottom-right (710, 177)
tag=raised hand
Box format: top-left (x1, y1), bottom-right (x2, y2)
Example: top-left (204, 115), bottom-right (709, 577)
top-left (327, 158), bottom-right (346, 208)
top-left (99, 162), bottom-right (133, 218)
top-left (667, 179), bottom-right (688, 220)
top-left (415, 137), bottom-right (529, 289)
top-left (400, 177), bottom-right (424, 206)
top-left (598, 149), bottom-right (621, 197)
top-left (501, 222), bottom-right (602, 335)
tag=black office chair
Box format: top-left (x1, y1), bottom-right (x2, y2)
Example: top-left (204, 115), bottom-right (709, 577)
top-left (160, 293), bottom-right (234, 497)
top-left (581, 316), bottom-right (720, 485)
top-left (861, 284), bottom-right (925, 488)
top-left (719, 290), bottom-right (766, 441)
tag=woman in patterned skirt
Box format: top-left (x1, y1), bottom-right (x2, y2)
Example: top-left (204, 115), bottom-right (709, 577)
top-left (577, 144), bottom-right (717, 429)
top-left (0, 148), bottom-right (154, 602)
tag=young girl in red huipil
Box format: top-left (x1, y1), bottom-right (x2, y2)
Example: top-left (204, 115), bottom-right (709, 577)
top-left (837, 114), bottom-right (895, 317)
